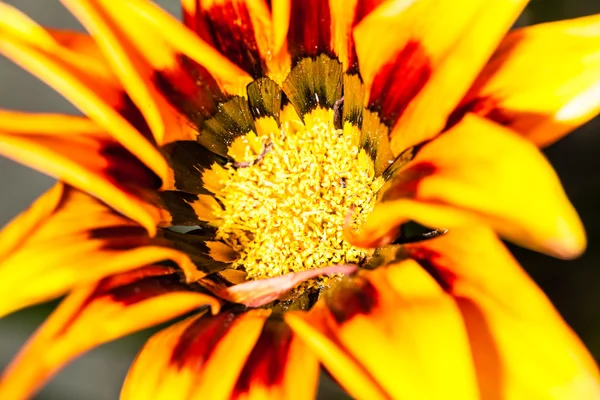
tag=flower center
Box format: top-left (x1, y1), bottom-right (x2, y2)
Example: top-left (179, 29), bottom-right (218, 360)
top-left (212, 107), bottom-right (383, 280)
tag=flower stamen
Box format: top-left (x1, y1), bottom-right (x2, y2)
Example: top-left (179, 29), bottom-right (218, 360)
top-left (212, 107), bottom-right (384, 281)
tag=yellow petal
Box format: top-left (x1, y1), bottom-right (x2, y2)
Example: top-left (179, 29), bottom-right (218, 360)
top-left (286, 260), bottom-right (480, 399)
top-left (0, 110), bottom-right (161, 233)
top-left (457, 14), bottom-right (600, 147)
top-left (0, 2), bottom-right (168, 181)
top-left (181, 0), bottom-right (290, 83)
top-left (354, 0), bottom-right (527, 155)
top-left (82, 0), bottom-right (252, 96)
top-left (351, 114), bottom-right (585, 259)
top-left (0, 265), bottom-right (218, 400)
top-left (406, 227), bottom-right (600, 399)
top-left (0, 184), bottom-right (196, 317)
top-left (121, 309), bottom-right (270, 400)
top-left (59, 0), bottom-right (201, 145)
top-left (230, 319), bottom-right (319, 400)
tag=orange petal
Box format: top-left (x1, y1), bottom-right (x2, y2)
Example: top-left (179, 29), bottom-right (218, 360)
top-left (0, 184), bottom-right (197, 317)
top-left (455, 14), bottom-right (600, 147)
top-left (406, 227), bottom-right (600, 399)
top-left (286, 260), bottom-right (479, 399)
top-left (0, 110), bottom-right (161, 233)
top-left (0, 265), bottom-right (219, 400)
top-left (351, 114), bottom-right (585, 259)
top-left (77, 0), bottom-right (252, 96)
top-left (201, 264), bottom-right (357, 307)
top-left (231, 318), bottom-right (319, 400)
top-left (0, 3), bottom-right (168, 181)
top-left (354, 0), bottom-right (527, 155)
top-left (59, 0), bottom-right (201, 145)
top-left (121, 308), bottom-right (270, 400)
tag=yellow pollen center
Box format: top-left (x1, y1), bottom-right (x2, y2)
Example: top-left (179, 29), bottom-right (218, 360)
top-left (213, 108), bottom-right (383, 280)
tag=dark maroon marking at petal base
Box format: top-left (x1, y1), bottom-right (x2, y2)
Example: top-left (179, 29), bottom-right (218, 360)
top-left (445, 96), bottom-right (514, 132)
top-left (233, 318), bottom-right (293, 395)
top-left (380, 161), bottom-right (437, 201)
top-left (103, 274), bottom-right (188, 305)
top-left (154, 55), bottom-right (224, 130)
top-left (196, 1), bottom-right (264, 78)
top-left (88, 225), bottom-right (148, 240)
top-left (287, 0), bottom-right (333, 63)
top-left (326, 277), bottom-right (379, 324)
top-left (347, 0), bottom-right (386, 71)
top-left (118, 95), bottom-right (155, 143)
top-left (101, 144), bottom-right (162, 189)
top-left (170, 308), bottom-right (243, 368)
top-left (58, 266), bottom-right (187, 335)
top-left (368, 41), bottom-right (432, 128)
top-left (408, 247), bottom-right (457, 292)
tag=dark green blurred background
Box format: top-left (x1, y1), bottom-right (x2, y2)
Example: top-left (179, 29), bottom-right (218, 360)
top-left (0, 1), bottom-right (599, 399)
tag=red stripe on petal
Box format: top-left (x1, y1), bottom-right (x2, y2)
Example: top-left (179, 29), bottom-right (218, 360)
top-left (0, 265), bottom-right (217, 399)
top-left (287, 0), bottom-right (332, 61)
top-left (325, 276), bottom-right (379, 324)
top-left (368, 41), bottom-right (432, 128)
top-left (170, 308), bottom-right (242, 368)
top-left (188, 1), bottom-right (264, 77)
top-left (446, 96), bottom-right (514, 131)
top-left (234, 319), bottom-right (293, 393)
top-left (346, 0), bottom-right (385, 71)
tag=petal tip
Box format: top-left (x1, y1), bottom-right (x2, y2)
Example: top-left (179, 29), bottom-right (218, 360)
top-left (546, 216), bottom-right (587, 260)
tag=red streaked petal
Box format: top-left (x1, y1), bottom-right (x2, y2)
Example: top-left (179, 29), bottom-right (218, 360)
top-left (121, 309), bottom-right (270, 400)
top-left (354, 0), bottom-right (527, 155)
top-left (286, 260), bottom-right (479, 399)
top-left (455, 14), bottom-right (600, 147)
top-left (406, 227), bottom-right (600, 398)
top-left (350, 114), bottom-right (585, 259)
top-left (181, 0), bottom-right (277, 78)
top-left (286, 0), bottom-right (332, 61)
top-left (60, 0), bottom-right (200, 146)
top-left (0, 266), bottom-right (218, 400)
top-left (0, 184), bottom-right (197, 317)
top-left (0, 3), bottom-right (168, 181)
top-left (201, 264), bottom-right (357, 307)
top-left (232, 318), bottom-right (319, 400)
top-left (0, 110), bottom-right (161, 233)
top-left (81, 0), bottom-right (252, 96)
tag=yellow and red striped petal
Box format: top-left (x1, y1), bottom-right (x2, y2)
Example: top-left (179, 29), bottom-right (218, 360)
top-left (286, 260), bottom-right (479, 399)
top-left (329, 0), bottom-right (387, 71)
top-left (455, 14), bottom-right (600, 147)
top-left (350, 114), bottom-right (585, 259)
top-left (0, 184), bottom-right (196, 318)
top-left (0, 265), bottom-right (219, 400)
top-left (121, 308), bottom-right (270, 400)
top-left (0, 110), bottom-right (161, 233)
top-left (0, 3), bottom-right (168, 181)
top-left (231, 318), bottom-right (319, 400)
top-left (75, 0), bottom-right (252, 96)
top-left (406, 227), bottom-right (600, 399)
top-left (181, 0), bottom-right (291, 83)
top-left (60, 0), bottom-right (202, 145)
top-left (354, 0), bottom-right (527, 155)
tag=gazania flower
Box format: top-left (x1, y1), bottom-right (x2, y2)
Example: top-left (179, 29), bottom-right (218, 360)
top-left (1, 0), bottom-right (599, 398)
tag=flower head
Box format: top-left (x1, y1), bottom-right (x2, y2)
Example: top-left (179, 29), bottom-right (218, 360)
top-left (0, 0), bottom-right (599, 398)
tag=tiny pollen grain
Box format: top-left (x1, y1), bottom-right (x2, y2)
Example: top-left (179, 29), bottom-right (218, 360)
top-left (213, 109), bottom-right (383, 281)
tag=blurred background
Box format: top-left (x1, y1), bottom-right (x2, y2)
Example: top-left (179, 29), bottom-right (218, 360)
top-left (1, 0), bottom-right (600, 399)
